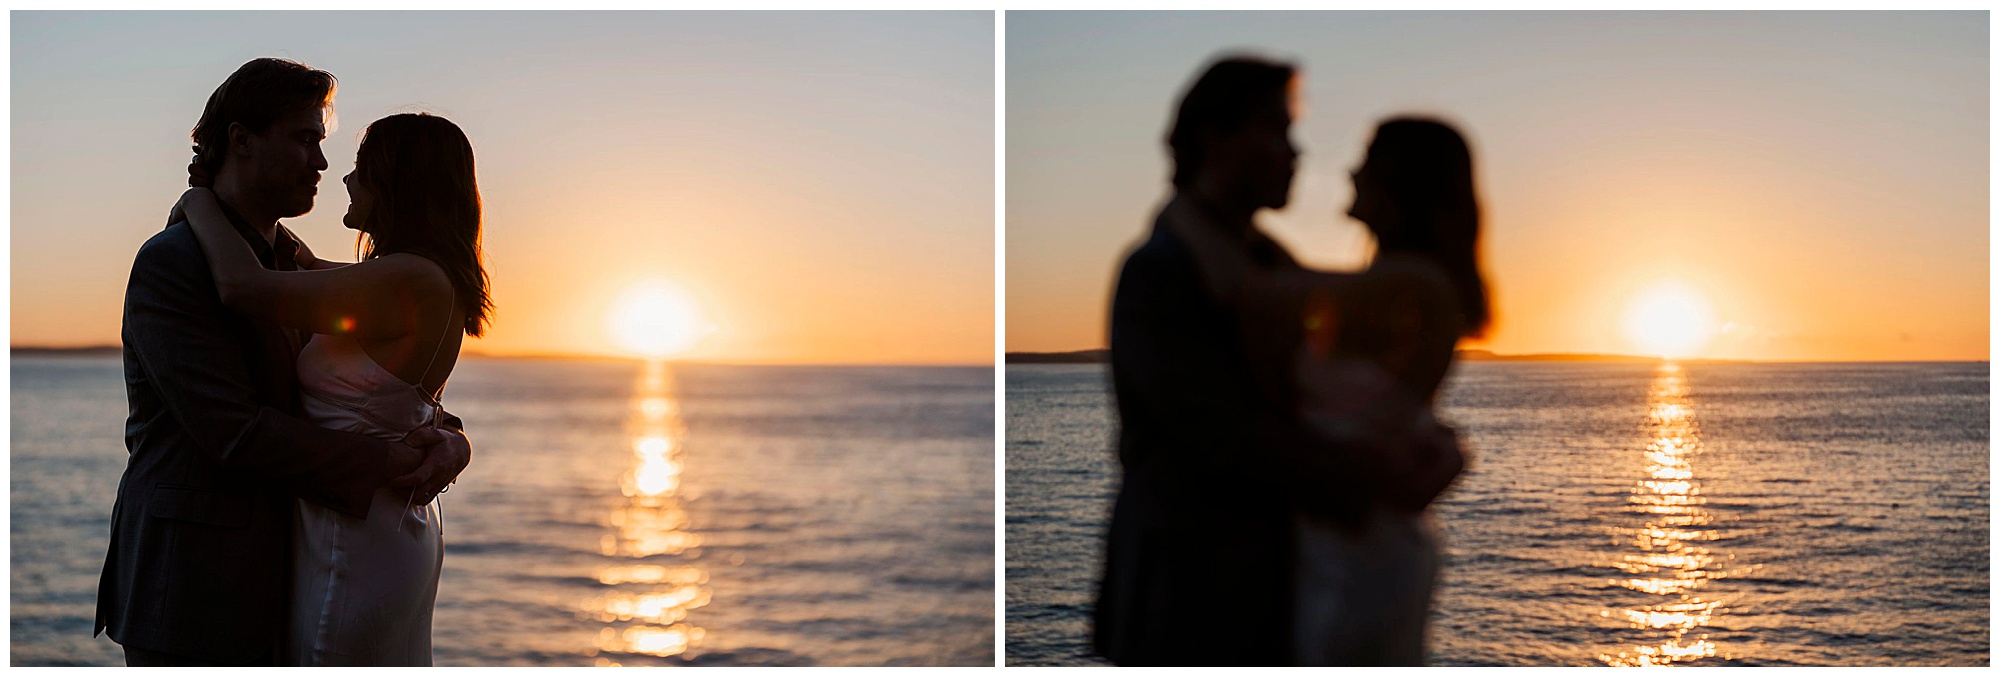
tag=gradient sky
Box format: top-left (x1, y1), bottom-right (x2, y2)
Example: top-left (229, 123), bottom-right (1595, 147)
top-left (14, 11), bottom-right (993, 365)
top-left (1008, 11), bottom-right (1987, 361)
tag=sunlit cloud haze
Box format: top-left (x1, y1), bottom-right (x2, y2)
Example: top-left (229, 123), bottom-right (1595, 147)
top-left (1007, 11), bottom-right (1986, 361)
top-left (14, 11), bottom-right (994, 365)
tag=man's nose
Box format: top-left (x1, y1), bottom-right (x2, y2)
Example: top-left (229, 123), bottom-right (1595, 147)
top-left (310, 146), bottom-right (329, 173)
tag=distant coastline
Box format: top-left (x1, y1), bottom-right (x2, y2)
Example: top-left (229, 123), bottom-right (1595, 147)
top-left (1453, 349), bottom-right (1665, 363)
top-left (8, 345), bottom-right (620, 360)
top-left (11, 345), bottom-right (122, 357)
top-left (1007, 348), bottom-right (1667, 364)
top-left (1004, 348), bottom-right (1670, 364)
top-left (9, 345), bottom-right (992, 368)
top-left (1002, 348), bottom-right (1982, 364)
top-left (1005, 349), bottom-right (1111, 364)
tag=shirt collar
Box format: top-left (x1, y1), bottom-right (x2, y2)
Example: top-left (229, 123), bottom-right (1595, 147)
top-left (214, 198), bottom-right (299, 271)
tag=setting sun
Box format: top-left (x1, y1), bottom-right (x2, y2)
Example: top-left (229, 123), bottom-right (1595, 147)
top-left (1621, 282), bottom-right (1718, 359)
top-left (607, 281), bottom-right (711, 358)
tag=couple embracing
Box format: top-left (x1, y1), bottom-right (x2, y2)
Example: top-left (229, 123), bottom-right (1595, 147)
top-left (95, 57), bottom-right (491, 666)
top-left (1095, 55), bottom-right (1490, 666)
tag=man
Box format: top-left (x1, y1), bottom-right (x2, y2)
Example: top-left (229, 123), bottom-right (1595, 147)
top-left (95, 57), bottom-right (471, 666)
top-left (1092, 56), bottom-right (1461, 665)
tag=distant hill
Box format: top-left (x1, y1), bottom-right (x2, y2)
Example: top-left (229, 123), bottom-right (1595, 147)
top-left (9, 345), bottom-right (647, 363)
top-left (12, 345), bottom-right (120, 357)
top-left (1007, 348), bottom-right (1666, 364)
top-left (1005, 349), bottom-right (1109, 364)
top-left (1454, 349), bottom-right (1662, 363)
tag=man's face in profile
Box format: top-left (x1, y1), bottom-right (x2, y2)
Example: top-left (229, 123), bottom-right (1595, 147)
top-left (1243, 94), bottom-right (1298, 210)
top-left (237, 106), bottom-right (329, 219)
top-left (1211, 93), bottom-right (1298, 211)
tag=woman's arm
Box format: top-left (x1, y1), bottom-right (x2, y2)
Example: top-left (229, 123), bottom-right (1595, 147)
top-left (177, 187), bottom-right (282, 309)
top-left (1340, 258), bottom-right (1468, 511)
top-left (1358, 258), bottom-right (1462, 403)
top-left (176, 188), bottom-right (443, 339)
top-left (284, 228), bottom-right (352, 270)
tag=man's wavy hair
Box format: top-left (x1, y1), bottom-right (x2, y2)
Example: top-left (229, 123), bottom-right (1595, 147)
top-left (190, 58), bottom-right (336, 175)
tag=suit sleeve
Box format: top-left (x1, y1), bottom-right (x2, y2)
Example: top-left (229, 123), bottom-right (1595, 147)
top-left (1111, 244), bottom-right (1375, 523)
top-left (123, 230), bottom-right (391, 519)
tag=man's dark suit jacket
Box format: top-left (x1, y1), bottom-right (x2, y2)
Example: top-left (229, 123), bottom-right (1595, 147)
top-left (1093, 199), bottom-right (1372, 666)
top-left (94, 219), bottom-right (396, 664)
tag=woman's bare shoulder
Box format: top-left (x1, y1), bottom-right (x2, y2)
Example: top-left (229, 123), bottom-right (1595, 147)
top-left (363, 252), bottom-right (452, 289)
top-left (1360, 255), bottom-right (1463, 354)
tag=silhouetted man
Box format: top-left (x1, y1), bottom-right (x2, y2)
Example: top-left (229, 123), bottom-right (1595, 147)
top-left (1093, 55), bottom-right (1457, 666)
top-left (95, 58), bottom-right (470, 666)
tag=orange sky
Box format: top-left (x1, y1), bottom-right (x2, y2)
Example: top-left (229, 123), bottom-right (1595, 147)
top-left (1007, 12), bottom-right (1987, 362)
top-left (12, 12), bottom-right (994, 365)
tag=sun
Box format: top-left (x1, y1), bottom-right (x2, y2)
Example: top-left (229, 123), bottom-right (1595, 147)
top-left (1622, 281), bottom-right (1718, 359)
top-left (607, 280), bottom-right (710, 358)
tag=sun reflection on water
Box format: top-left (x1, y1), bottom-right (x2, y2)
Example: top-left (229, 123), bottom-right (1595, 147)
top-left (587, 360), bottom-right (710, 663)
top-left (1599, 363), bottom-right (1738, 667)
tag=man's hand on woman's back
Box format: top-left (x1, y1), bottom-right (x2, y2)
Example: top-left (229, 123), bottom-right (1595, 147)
top-left (390, 427), bottom-right (471, 505)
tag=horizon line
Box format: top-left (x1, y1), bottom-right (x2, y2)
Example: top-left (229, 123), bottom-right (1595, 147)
top-left (10, 345), bottom-right (994, 369)
top-left (1002, 347), bottom-right (1990, 364)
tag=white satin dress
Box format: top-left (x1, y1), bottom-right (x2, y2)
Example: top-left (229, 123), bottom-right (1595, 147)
top-left (287, 333), bottom-right (446, 666)
top-left (1291, 509), bottom-right (1440, 666)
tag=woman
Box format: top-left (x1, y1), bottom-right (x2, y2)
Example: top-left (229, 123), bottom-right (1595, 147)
top-left (1173, 117), bottom-right (1488, 664)
top-left (173, 112), bottom-right (491, 666)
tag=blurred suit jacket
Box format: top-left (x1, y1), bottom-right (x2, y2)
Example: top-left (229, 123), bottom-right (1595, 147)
top-left (94, 219), bottom-right (397, 664)
top-left (1093, 195), bottom-right (1370, 666)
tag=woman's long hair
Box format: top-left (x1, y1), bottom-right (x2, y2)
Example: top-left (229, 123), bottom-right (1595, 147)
top-left (353, 113), bottom-right (492, 337)
top-left (1359, 117), bottom-right (1490, 337)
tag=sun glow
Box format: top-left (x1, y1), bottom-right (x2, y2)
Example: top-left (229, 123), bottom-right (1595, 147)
top-left (1621, 282), bottom-right (1719, 358)
top-left (607, 280), bottom-right (711, 358)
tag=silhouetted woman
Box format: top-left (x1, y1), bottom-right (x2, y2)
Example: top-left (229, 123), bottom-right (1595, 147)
top-left (1172, 116), bottom-right (1489, 665)
top-left (172, 112), bottom-right (491, 666)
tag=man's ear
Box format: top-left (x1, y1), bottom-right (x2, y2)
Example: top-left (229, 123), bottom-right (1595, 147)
top-left (226, 121), bottom-right (254, 159)
top-left (1199, 127), bottom-right (1237, 175)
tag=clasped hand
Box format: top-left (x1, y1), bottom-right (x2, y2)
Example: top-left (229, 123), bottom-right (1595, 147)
top-left (1297, 357), bottom-right (1468, 511)
top-left (392, 426), bottom-right (471, 505)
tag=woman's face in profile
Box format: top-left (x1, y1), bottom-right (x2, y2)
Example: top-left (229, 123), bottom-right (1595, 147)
top-left (342, 169), bottom-right (373, 232)
top-left (1347, 160), bottom-right (1394, 234)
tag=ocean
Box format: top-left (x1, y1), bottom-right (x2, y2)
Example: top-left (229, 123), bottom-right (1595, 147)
top-left (1005, 361), bottom-right (1989, 666)
top-left (11, 356), bottom-right (995, 666)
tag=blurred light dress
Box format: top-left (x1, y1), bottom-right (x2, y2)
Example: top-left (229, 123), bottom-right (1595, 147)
top-left (1291, 505), bottom-right (1439, 665)
top-left (1287, 283), bottom-right (1449, 667)
top-left (1162, 196), bottom-right (1450, 665)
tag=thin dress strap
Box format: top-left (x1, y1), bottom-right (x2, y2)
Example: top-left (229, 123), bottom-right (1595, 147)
top-left (412, 283), bottom-right (457, 408)
top-left (399, 280), bottom-right (459, 532)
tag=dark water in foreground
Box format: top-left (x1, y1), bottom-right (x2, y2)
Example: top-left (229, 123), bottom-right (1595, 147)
top-left (1006, 361), bottom-right (1989, 666)
top-left (13, 357), bottom-right (994, 666)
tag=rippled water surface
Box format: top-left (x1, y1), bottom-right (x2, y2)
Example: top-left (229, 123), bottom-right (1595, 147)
top-left (1005, 362), bottom-right (1989, 666)
top-left (13, 357), bottom-right (994, 666)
